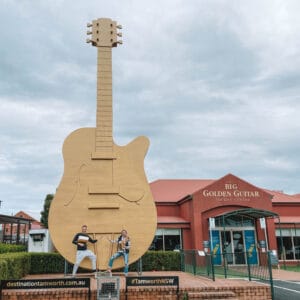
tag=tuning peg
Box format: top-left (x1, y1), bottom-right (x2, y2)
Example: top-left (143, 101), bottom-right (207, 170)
top-left (117, 33), bottom-right (122, 37)
top-left (117, 40), bottom-right (123, 45)
top-left (87, 23), bottom-right (92, 27)
top-left (117, 24), bottom-right (122, 29)
top-left (87, 31), bottom-right (92, 35)
top-left (86, 39), bottom-right (92, 43)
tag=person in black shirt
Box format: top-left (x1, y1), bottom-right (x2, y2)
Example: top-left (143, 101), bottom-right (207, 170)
top-left (72, 225), bottom-right (97, 276)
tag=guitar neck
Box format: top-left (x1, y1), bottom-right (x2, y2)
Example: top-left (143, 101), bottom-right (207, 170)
top-left (95, 47), bottom-right (113, 154)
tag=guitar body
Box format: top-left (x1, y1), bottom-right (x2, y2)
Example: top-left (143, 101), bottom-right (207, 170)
top-left (48, 128), bottom-right (157, 270)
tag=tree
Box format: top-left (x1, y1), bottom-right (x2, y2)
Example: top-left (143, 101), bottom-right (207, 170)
top-left (40, 194), bottom-right (54, 228)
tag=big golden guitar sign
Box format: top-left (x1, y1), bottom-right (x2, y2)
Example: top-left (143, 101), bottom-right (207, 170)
top-left (202, 183), bottom-right (260, 201)
top-left (48, 18), bottom-right (157, 271)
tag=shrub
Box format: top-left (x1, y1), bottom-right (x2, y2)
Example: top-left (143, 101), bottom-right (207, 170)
top-left (29, 252), bottom-right (66, 274)
top-left (0, 252), bottom-right (30, 280)
top-left (0, 250), bottom-right (181, 279)
top-left (129, 251), bottom-right (181, 272)
top-left (0, 243), bottom-right (27, 254)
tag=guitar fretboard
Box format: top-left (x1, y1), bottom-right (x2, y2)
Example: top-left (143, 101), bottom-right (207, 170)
top-left (95, 47), bottom-right (113, 155)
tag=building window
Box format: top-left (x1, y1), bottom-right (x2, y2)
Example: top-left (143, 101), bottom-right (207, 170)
top-left (215, 215), bottom-right (255, 228)
top-left (149, 229), bottom-right (181, 251)
top-left (276, 228), bottom-right (300, 260)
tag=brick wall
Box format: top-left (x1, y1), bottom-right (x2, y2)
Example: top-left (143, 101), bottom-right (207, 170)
top-left (2, 285), bottom-right (271, 300)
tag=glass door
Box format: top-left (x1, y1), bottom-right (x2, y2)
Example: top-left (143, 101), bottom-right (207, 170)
top-left (221, 230), bottom-right (246, 264)
top-left (221, 231), bottom-right (234, 264)
top-left (232, 231), bottom-right (245, 264)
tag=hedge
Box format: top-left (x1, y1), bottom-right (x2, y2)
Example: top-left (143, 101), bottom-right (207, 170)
top-left (29, 252), bottom-right (67, 274)
top-left (29, 251), bottom-right (181, 274)
top-left (0, 243), bottom-right (27, 254)
top-left (129, 251), bottom-right (180, 271)
top-left (0, 250), bottom-right (181, 280)
top-left (0, 252), bottom-right (31, 280)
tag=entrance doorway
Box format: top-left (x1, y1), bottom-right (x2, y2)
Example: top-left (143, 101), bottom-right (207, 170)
top-left (211, 229), bottom-right (258, 265)
top-left (221, 230), bottom-right (245, 264)
top-left (210, 214), bottom-right (259, 265)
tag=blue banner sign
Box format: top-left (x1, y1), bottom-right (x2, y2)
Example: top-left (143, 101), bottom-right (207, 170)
top-left (210, 230), bottom-right (221, 264)
top-left (244, 230), bottom-right (258, 264)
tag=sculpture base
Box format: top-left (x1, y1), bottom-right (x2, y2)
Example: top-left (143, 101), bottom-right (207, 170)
top-left (1, 271), bottom-right (271, 300)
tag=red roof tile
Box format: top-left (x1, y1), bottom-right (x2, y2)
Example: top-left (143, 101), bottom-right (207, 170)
top-left (264, 189), bottom-right (300, 203)
top-left (150, 179), bottom-right (214, 202)
top-left (276, 216), bottom-right (300, 223)
top-left (150, 179), bottom-right (300, 203)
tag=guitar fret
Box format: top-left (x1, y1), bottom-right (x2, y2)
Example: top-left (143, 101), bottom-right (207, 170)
top-left (98, 89), bottom-right (112, 93)
top-left (96, 133), bottom-right (112, 137)
top-left (98, 79), bottom-right (112, 84)
top-left (98, 65), bottom-right (111, 71)
top-left (98, 84), bottom-right (112, 90)
top-left (95, 136), bottom-right (112, 141)
top-left (98, 72), bottom-right (111, 78)
top-left (95, 141), bottom-right (112, 145)
top-left (97, 108), bottom-right (112, 112)
top-left (97, 119), bottom-right (112, 123)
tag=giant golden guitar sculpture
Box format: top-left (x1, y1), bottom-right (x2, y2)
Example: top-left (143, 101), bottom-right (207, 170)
top-left (48, 18), bottom-right (157, 270)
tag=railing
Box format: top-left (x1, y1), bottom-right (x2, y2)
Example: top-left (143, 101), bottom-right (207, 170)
top-left (180, 250), bottom-right (273, 282)
top-left (180, 250), bottom-right (214, 280)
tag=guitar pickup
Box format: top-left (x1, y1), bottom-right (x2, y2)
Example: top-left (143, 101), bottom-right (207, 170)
top-left (88, 200), bottom-right (120, 209)
top-left (91, 151), bottom-right (116, 160)
top-left (88, 185), bottom-right (119, 194)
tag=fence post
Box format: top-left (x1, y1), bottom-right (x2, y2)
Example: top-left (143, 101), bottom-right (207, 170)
top-left (210, 254), bottom-right (215, 281)
top-left (222, 252), bottom-right (227, 278)
top-left (246, 251), bottom-right (251, 281)
top-left (267, 251), bottom-right (275, 300)
top-left (180, 250), bottom-right (185, 272)
top-left (64, 259), bottom-right (68, 277)
top-left (137, 257), bottom-right (142, 275)
top-left (205, 254), bottom-right (210, 276)
top-left (193, 250), bottom-right (197, 275)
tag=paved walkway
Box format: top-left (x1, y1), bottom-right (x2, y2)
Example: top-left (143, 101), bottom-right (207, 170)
top-left (26, 271), bottom-right (266, 290)
top-left (272, 269), bottom-right (300, 281)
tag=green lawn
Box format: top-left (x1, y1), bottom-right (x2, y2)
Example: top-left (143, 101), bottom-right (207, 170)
top-left (281, 265), bottom-right (300, 272)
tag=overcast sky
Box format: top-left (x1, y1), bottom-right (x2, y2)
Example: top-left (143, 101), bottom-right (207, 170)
top-left (1, 0), bottom-right (300, 220)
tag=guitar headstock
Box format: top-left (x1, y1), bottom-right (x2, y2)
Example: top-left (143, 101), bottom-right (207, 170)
top-left (86, 18), bottom-right (122, 47)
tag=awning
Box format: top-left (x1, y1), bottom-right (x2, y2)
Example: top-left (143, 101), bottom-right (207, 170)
top-left (157, 216), bottom-right (190, 224)
top-left (0, 214), bottom-right (32, 224)
top-left (215, 208), bottom-right (279, 220)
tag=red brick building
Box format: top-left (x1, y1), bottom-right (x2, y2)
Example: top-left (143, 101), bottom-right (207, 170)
top-left (1, 211), bottom-right (43, 244)
top-left (150, 173), bottom-right (300, 264)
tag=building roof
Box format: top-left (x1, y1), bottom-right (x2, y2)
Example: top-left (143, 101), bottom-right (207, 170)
top-left (276, 216), bottom-right (300, 224)
top-left (150, 178), bottom-right (300, 204)
top-left (0, 214), bottom-right (32, 225)
top-left (264, 189), bottom-right (300, 203)
top-left (14, 211), bottom-right (39, 223)
top-left (151, 179), bottom-right (214, 203)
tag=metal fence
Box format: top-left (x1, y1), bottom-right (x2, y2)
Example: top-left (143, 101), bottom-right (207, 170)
top-left (180, 250), bottom-right (215, 280)
top-left (180, 250), bottom-right (273, 281)
top-left (180, 250), bottom-right (276, 299)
